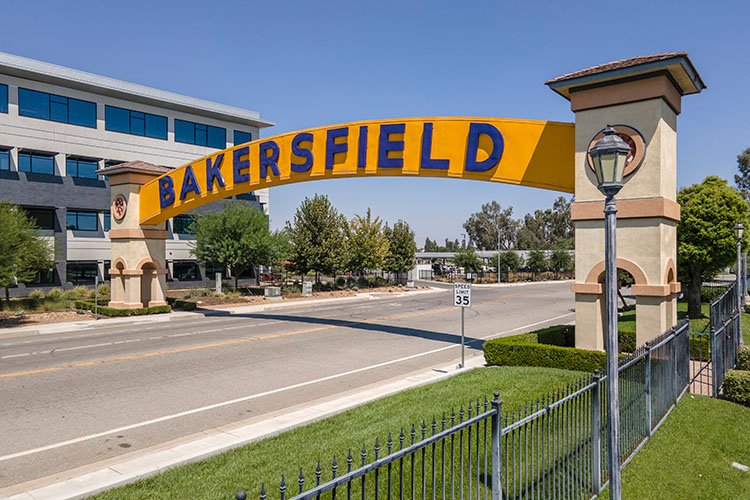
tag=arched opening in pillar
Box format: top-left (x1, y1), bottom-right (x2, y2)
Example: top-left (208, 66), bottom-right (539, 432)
top-left (595, 268), bottom-right (637, 352)
top-left (141, 263), bottom-right (155, 307)
top-left (114, 260), bottom-right (126, 302)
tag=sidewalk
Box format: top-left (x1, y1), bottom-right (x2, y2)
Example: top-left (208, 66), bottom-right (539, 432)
top-left (0, 287), bottom-right (444, 339)
top-left (1, 352), bottom-right (487, 500)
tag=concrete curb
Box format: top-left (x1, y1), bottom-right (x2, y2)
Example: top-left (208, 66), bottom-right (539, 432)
top-left (0, 353), bottom-right (486, 500)
top-left (0, 287), bottom-right (444, 339)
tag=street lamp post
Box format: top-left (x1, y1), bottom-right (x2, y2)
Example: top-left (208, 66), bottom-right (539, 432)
top-left (588, 125), bottom-right (632, 500)
top-left (497, 227), bottom-right (501, 285)
top-left (734, 223), bottom-right (744, 345)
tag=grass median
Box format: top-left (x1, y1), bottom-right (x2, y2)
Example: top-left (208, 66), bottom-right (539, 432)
top-left (92, 366), bottom-right (583, 500)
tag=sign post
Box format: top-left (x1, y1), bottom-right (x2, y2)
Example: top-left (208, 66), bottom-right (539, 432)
top-left (453, 282), bottom-right (472, 368)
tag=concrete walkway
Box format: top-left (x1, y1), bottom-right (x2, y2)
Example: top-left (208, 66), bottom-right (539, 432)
top-left (1, 351), bottom-right (487, 500)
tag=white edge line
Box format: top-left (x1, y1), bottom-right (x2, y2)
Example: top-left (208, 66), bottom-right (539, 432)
top-left (0, 312), bottom-right (573, 463)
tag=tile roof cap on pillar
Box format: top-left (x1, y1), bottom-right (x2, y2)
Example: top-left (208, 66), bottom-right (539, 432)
top-left (96, 160), bottom-right (172, 176)
top-left (545, 52), bottom-right (705, 100)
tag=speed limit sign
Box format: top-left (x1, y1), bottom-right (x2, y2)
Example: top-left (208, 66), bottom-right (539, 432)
top-left (453, 282), bottom-right (472, 308)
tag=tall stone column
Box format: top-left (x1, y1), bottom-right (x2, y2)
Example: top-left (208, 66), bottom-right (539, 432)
top-left (98, 161), bottom-right (170, 309)
top-left (546, 53), bottom-right (705, 349)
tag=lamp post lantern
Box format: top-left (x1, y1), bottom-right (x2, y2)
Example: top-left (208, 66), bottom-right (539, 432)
top-left (588, 125), bottom-right (632, 500)
top-left (735, 222), bottom-right (744, 344)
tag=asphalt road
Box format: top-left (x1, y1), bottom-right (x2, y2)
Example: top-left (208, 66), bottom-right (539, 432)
top-left (0, 281), bottom-right (574, 489)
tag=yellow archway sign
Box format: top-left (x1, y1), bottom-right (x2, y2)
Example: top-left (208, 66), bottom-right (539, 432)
top-left (139, 117), bottom-right (574, 225)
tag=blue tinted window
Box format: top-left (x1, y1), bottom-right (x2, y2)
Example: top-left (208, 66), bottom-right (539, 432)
top-left (174, 119), bottom-right (225, 148)
top-left (173, 215), bottom-right (195, 234)
top-left (105, 105), bottom-right (166, 140)
top-left (174, 119), bottom-right (194, 144)
top-left (0, 150), bottom-right (9, 170)
top-left (0, 84), bottom-right (7, 114)
top-left (18, 152), bottom-right (55, 175)
top-left (19, 88), bottom-right (95, 128)
top-left (67, 158), bottom-right (98, 179)
top-left (68, 98), bottom-right (96, 128)
top-left (105, 105), bottom-right (129, 133)
top-left (103, 212), bottom-right (111, 231)
top-left (19, 88), bottom-right (50, 120)
top-left (145, 114), bottom-right (167, 140)
top-left (234, 130), bottom-right (252, 145)
top-left (66, 210), bottom-right (98, 231)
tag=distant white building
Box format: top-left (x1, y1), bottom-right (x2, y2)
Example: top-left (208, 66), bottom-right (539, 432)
top-left (0, 52), bottom-right (273, 295)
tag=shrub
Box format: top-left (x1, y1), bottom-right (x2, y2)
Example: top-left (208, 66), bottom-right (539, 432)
top-left (618, 329), bottom-right (636, 353)
top-left (737, 345), bottom-right (750, 371)
top-left (723, 370), bottom-right (750, 407)
top-left (65, 286), bottom-right (90, 300)
top-left (700, 286), bottom-right (726, 303)
top-left (28, 289), bottom-right (45, 300)
top-left (46, 288), bottom-right (64, 300)
top-left (74, 300), bottom-right (171, 317)
top-left (97, 283), bottom-right (111, 296)
top-left (335, 277), bottom-right (346, 287)
top-left (689, 335), bottom-right (711, 361)
top-left (484, 337), bottom-right (607, 372)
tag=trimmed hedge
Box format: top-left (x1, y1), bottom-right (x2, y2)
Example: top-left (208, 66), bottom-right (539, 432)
top-left (723, 370), bottom-right (750, 407)
top-left (737, 345), bottom-right (750, 371)
top-left (75, 300), bottom-right (171, 317)
top-left (483, 326), bottom-right (609, 372)
top-left (165, 297), bottom-right (198, 311)
top-left (701, 286), bottom-right (727, 303)
top-left (619, 329), bottom-right (636, 353)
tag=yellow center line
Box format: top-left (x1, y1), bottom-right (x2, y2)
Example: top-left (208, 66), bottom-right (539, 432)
top-left (0, 290), bottom-right (532, 379)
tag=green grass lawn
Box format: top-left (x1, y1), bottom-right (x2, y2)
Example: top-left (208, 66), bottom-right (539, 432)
top-left (600, 395), bottom-right (750, 500)
top-left (92, 366), bottom-right (584, 500)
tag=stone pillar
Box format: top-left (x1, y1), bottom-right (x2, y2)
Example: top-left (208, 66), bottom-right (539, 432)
top-left (547, 53), bottom-right (705, 350)
top-left (100, 161), bottom-right (170, 309)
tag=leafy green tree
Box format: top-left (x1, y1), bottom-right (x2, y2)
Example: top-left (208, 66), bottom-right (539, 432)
top-left (384, 220), bottom-right (417, 282)
top-left (734, 147), bottom-right (750, 202)
top-left (463, 201), bottom-right (518, 250)
top-left (424, 238), bottom-right (437, 252)
top-left (515, 197), bottom-right (573, 250)
top-left (526, 249), bottom-right (549, 273)
top-left (286, 194), bottom-right (348, 284)
top-left (497, 251), bottom-right (523, 272)
top-left (0, 202), bottom-right (54, 302)
top-left (345, 208), bottom-right (389, 275)
top-left (549, 249), bottom-right (573, 273)
top-left (451, 248), bottom-right (482, 274)
top-left (678, 176), bottom-right (750, 317)
top-left (192, 201), bottom-right (283, 290)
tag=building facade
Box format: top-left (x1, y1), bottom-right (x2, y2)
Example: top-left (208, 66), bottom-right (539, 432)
top-left (0, 52), bottom-right (273, 296)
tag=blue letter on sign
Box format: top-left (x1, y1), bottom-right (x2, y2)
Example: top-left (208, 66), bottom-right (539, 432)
top-left (291, 133), bottom-right (313, 172)
top-left (259, 141), bottom-right (280, 178)
top-left (358, 126), bottom-right (368, 168)
top-left (326, 127), bottom-right (349, 170)
top-left (378, 123), bottom-right (405, 169)
top-left (206, 153), bottom-right (225, 191)
top-left (420, 123), bottom-right (449, 170)
top-left (179, 164), bottom-right (202, 200)
top-left (159, 175), bottom-right (175, 208)
top-left (465, 123), bottom-right (504, 172)
top-left (233, 146), bottom-right (250, 184)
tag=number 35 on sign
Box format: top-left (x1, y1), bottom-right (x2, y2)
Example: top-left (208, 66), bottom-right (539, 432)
top-left (453, 282), bottom-right (472, 308)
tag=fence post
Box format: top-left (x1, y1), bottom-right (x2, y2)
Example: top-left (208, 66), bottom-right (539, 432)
top-left (672, 329), bottom-right (679, 403)
top-left (645, 342), bottom-right (652, 437)
top-left (491, 392), bottom-right (503, 500)
top-left (590, 370), bottom-right (601, 495)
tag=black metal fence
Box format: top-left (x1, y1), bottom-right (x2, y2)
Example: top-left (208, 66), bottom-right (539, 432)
top-left (241, 321), bottom-right (694, 500)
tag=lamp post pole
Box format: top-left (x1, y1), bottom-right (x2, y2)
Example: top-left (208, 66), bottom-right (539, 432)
top-left (604, 189), bottom-right (621, 499)
top-left (497, 227), bottom-right (501, 285)
top-left (735, 223), bottom-right (744, 344)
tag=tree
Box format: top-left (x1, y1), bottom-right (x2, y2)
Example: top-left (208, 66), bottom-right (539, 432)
top-left (497, 251), bottom-right (523, 273)
top-left (677, 176), bottom-right (750, 317)
top-left (384, 220), bottom-right (417, 282)
top-left (526, 249), bottom-right (549, 273)
top-left (549, 249), bottom-right (573, 273)
top-left (516, 212), bottom-right (546, 249)
top-left (192, 201), bottom-right (282, 290)
top-left (0, 202), bottom-right (54, 302)
top-left (345, 208), bottom-right (389, 275)
top-left (463, 201), bottom-right (518, 250)
top-left (515, 197), bottom-right (574, 250)
top-left (451, 248), bottom-right (482, 274)
top-left (734, 147), bottom-right (750, 202)
top-left (286, 194), bottom-right (348, 284)
top-left (424, 238), bottom-right (439, 252)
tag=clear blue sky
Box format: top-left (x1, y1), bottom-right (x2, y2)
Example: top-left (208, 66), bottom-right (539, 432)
top-left (2, 1), bottom-right (747, 246)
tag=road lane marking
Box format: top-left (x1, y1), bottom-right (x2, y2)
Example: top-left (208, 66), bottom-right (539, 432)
top-left (0, 311), bottom-right (572, 463)
top-left (0, 290), bottom-right (533, 377)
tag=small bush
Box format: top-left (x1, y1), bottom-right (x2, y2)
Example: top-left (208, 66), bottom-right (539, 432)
top-left (74, 300), bottom-right (171, 317)
top-left (64, 286), bottom-right (90, 300)
top-left (737, 345), bottom-right (750, 371)
top-left (351, 285), bottom-right (359, 291)
top-left (701, 286), bottom-right (727, 303)
top-left (28, 290), bottom-right (45, 300)
top-left (335, 277), bottom-right (346, 288)
top-left (97, 283), bottom-right (111, 296)
top-left (484, 338), bottom-right (607, 372)
top-left (618, 329), bottom-right (636, 353)
top-left (46, 288), bottom-right (64, 300)
top-left (723, 370), bottom-right (750, 407)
